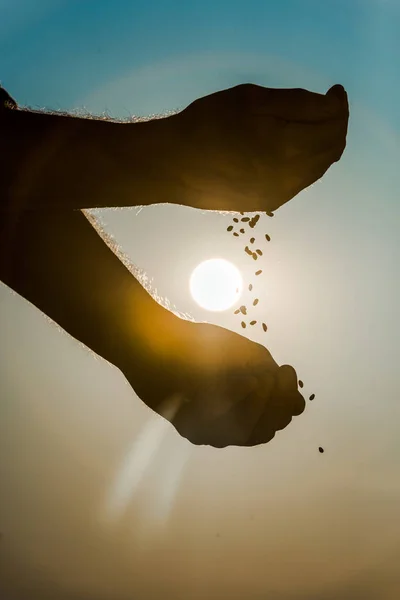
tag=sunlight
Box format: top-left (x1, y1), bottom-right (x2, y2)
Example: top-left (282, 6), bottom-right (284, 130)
top-left (101, 394), bottom-right (190, 526)
top-left (190, 258), bottom-right (242, 312)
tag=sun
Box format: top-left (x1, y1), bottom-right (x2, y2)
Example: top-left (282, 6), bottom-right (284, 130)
top-left (189, 258), bottom-right (243, 312)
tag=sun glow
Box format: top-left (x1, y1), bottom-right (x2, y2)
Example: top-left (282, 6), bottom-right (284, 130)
top-left (189, 258), bottom-right (242, 312)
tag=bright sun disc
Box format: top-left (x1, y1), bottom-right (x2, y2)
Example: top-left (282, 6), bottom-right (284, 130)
top-left (190, 258), bottom-right (242, 312)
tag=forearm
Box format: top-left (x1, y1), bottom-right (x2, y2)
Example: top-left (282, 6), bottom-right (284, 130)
top-left (0, 208), bottom-right (145, 372)
top-left (0, 105), bottom-right (184, 213)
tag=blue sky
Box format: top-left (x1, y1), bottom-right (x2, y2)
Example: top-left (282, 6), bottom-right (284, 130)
top-left (1, 0), bottom-right (399, 126)
top-left (1, 2), bottom-right (400, 600)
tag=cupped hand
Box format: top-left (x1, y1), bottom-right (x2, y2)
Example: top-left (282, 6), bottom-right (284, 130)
top-left (167, 83), bottom-right (349, 213)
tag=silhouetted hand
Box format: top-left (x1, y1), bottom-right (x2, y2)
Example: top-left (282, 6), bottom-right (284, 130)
top-left (166, 83), bottom-right (349, 212)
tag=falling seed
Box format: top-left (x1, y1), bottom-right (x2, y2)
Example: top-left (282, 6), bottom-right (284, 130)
top-left (299, 380), bottom-right (304, 388)
top-left (227, 225), bottom-right (233, 231)
top-left (309, 393), bottom-right (315, 401)
top-left (250, 320), bottom-right (257, 325)
top-left (241, 217), bottom-right (250, 222)
top-left (248, 284), bottom-right (253, 291)
top-left (233, 232), bottom-right (239, 237)
top-left (256, 249), bottom-right (263, 256)
top-left (252, 253), bottom-right (258, 260)
top-left (240, 228), bottom-right (245, 234)
top-left (245, 246), bottom-right (252, 255)
top-left (250, 237), bottom-right (255, 244)
top-left (249, 215), bottom-right (260, 228)
top-left (253, 298), bottom-right (259, 306)
top-left (240, 305), bottom-right (247, 315)
top-left (318, 447), bottom-right (324, 453)
top-left (241, 321), bottom-right (246, 328)
top-left (233, 218), bottom-right (239, 223)
top-left (262, 322), bottom-right (267, 332)
top-left (265, 234), bottom-right (271, 241)
top-left (234, 309), bottom-right (240, 315)
top-left (255, 270), bottom-right (262, 276)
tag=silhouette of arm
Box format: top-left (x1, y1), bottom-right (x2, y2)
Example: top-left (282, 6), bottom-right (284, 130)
top-left (0, 206), bottom-right (147, 380)
top-left (0, 93), bottom-right (182, 213)
top-left (0, 83), bottom-right (348, 215)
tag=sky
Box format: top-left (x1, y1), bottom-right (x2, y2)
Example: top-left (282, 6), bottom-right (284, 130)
top-left (0, 0), bottom-right (400, 599)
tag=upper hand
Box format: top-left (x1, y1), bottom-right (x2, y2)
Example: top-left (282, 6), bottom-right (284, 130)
top-left (167, 83), bottom-right (349, 213)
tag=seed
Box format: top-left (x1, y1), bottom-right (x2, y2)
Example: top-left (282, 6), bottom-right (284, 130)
top-left (227, 225), bottom-right (233, 231)
top-left (239, 212), bottom-right (244, 215)
top-left (265, 234), bottom-right (271, 241)
top-left (248, 284), bottom-right (253, 291)
top-left (262, 322), bottom-right (267, 332)
top-left (318, 447), bottom-right (324, 453)
top-left (234, 309), bottom-right (240, 314)
top-left (256, 249), bottom-right (262, 256)
top-left (266, 211), bottom-right (274, 217)
top-left (255, 270), bottom-right (262, 276)
top-left (241, 321), bottom-right (246, 328)
top-left (249, 215), bottom-right (260, 228)
top-left (252, 253), bottom-right (258, 260)
top-left (250, 237), bottom-right (255, 244)
top-left (240, 305), bottom-right (247, 315)
top-left (233, 218), bottom-right (239, 222)
top-left (240, 228), bottom-right (245, 234)
top-left (245, 246), bottom-right (252, 255)
top-left (309, 393), bottom-right (315, 401)
top-left (250, 320), bottom-right (257, 326)
top-left (241, 217), bottom-right (250, 222)
top-left (233, 232), bottom-right (239, 237)
top-left (253, 298), bottom-right (259, 306)
top-left (299, 380), bottom-right (304, 388)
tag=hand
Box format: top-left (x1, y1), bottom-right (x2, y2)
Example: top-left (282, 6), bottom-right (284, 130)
top-left (167, 83), bottom-right (349, 212)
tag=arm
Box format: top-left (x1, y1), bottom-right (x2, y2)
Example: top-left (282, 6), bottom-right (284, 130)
top-left (1, 83), bottom-right (349, 215)
top-left (0, 91), bottom-right (183, 213)
top-left (0, 206), bottom-right (148, 376)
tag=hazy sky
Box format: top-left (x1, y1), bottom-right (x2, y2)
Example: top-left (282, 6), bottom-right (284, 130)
top-left (1, 1), bottom-right (399, 599)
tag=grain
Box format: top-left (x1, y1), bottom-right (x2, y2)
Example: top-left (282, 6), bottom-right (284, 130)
top-left (256, 249), bottom-right (263, 256)
top-left (241, 217), bottom-right (250, 222)
top-left (309, 394), bottom-right (315, 401)
top-left (248, 284), bottom-right (253, 291)
top-left (241, 321), bottom-right (246, 328)
top-left (299, 380), bottom-right (304, 388)
top-left (240, 305), bottom-right (247, 315)
top-left (253, 298), bottom-right (259, 306)
top-left (233, 232), bottom-right (239, 237)
top-left (252, 253), bottom-right (258, 260)
top-left (250, 320), bottom-right (257, 326)
top-left (249, 215), bottom-right (260, 228)
top-left (245, 246), bottom-right (252, 256)
top-left (227, 225), bottom-right (233, 231)
top-left (233, 218), bottom-right (239, 223)
top-left (240, 228), bottom-right (245, 234)
top-left (265, 234), bottom-right (271, 241)
top-left (262, 322), bottom-right (267, 332)
top-left (234, 309), bottom-right (240, 315)
top-left (250, 237), bottom-right (255, 244)
top-left (255, 270), bottom-right (262, 276)
top-left (318, 447), bottom-right (324, 453)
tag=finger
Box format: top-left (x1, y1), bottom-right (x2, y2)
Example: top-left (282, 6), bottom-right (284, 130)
top-left (251, 84), bottom-right (348, 123)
